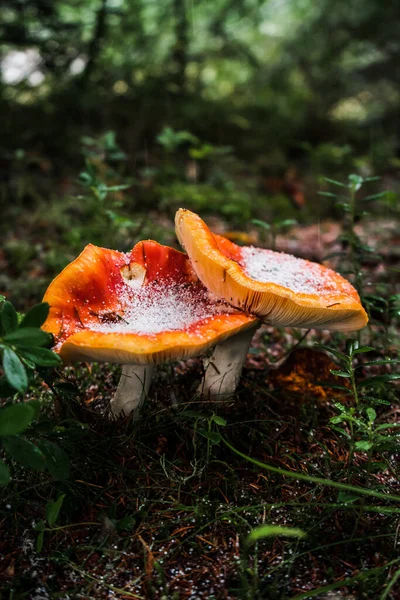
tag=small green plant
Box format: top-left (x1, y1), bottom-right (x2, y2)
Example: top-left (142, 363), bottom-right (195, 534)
top-left (157, 126), bottom-right (198, 153)
top-left (35, 493), bottom-right (66, 552)
top-left (73, 131), bottom-right (138, 247)
top-left (0, 296), bottom-right (61, 396)
top-left (0, 402), bottom-right (43, 484)
top-left (318, 340), bottom-right (400, 465)
top-left (319, 174), bottom-right (385, 301)
top-left (0, 296), bottom-right (71, 486)
top-left (251, 218), bottom-right (298, 250)
top-left (240, 525), bottom-right (307, 598)
top-left (78, 160), bottom-right (134, 230)
top-left (81, 131), bottom-right (127, 163)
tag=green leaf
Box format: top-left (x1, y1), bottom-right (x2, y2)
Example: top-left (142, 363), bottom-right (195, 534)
top-left (360, 374), bottom-right (400, 387)
top-left (318, 191), bottom-right (338, 198)
top-left (39, 441), bottom-right (70, 480)
top-left (2, 436), bottom-right (46, 470)
top-left (0, 459), bottom-right (10, 486)
top-left (2, 348), bottom-right (28, 393)
top-left (198, 428), bottom-right (221, 444)
top-left (34, 518), bottom-right (45, 532)
top-left (352, 346), bottom-right (374, 354)
top-left (78, 171), bottom-right (93, 185)
top-left (46, 494), bottom-right (66, 527)
top-left (3, 327), bottom-right (52, 347)
top-left (211, 415), bottom-right (227, 426)
top-left (355, 440), bottom-right (373, 451)
top-left (19, 347), bottom-right (61, 367)
top-left (0, 403), bottom-right (35, 436)
top-left (348, 173), bottom-right (364, 191)
top-left (362, 359), bottom-right (400, 367)
top-left (246, 525), bottom-right (306, 546)
top-left (366, 407), bottom-right (376, 423)
top-left (36, 528), bottom-right (44, 553)
top-left (276, 219), bottom-right (297, 228)
top-left (20, 303), bottom-right (50, 328)
top-left (330, 425), bottom-right (351, 439)
top-left (323, 177), bottom-right (347, 188)
top-left (316, 382), bottom-right (350, 392)
top-left (251, 219), bottom-right (271, 230)
top-left (337, 491), bottom-right (360, 503)
top-left (1, 302), bottom-right (18, 334)
top-left (346, 339), bottom-right (359, 354)
top-left (330, 416), bottom-right (345, 425)
top-left (346, 415), bottom-right (366, 428)
top-left (314, 344), bottom-right (346, 361)
top-left (104, 184), bottom-right (131, 192)
top-left (179, 410), bottom-right (206, 420)
top-left (20, 355), bottom-right (36, 370)
top-left (376, 423), bottom-right (400, 432)
top-left (331, 370), bottom-right (351, 378)
top-left (336, 203), bottom-right (353, 213)
top-left (363, 191), bottom-right (387, 202)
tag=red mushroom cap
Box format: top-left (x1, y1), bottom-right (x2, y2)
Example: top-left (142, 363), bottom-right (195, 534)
top-left (42, 241), bottom-right (257, 364)
top-left (175, 209), bottom-right (368, 331)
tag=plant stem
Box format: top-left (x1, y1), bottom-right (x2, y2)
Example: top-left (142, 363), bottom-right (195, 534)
top-left (222, 436), bottom-right (400, 502)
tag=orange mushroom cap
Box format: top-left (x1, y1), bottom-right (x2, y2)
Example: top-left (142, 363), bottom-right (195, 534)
top-left (175, 209), bottom-right (368, 331)
top-left (42, 241), bottom-right (257, 365)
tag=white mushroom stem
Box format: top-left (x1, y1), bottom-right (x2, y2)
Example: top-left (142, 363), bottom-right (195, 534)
top-left (199, 324), bottom-right (259, 400)
top-left (110, 365), bottom-right (155, 419)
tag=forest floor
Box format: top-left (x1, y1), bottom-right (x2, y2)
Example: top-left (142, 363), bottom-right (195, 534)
top-left (0, 195), bottom-right (399, 599)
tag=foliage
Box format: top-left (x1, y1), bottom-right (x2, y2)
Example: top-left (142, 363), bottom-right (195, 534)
top-left (0, 297), bottom-right (60, 395)
top-left (0, 297), bottom-right (73, 486)
top-left (78, 159), bottom-right (134, 231)
top-left (35, 493), bottom-right (66, 552)
top-left (319, 340), bottom-right (399, 462)
top-left (319, 174), bottom-right (399, 331)
top-left (157, 126), bottom-right (199, 153)
top-left (251, 218), bottom-right (298, 250)
top-left (3, 0), bottom-right (400, 196)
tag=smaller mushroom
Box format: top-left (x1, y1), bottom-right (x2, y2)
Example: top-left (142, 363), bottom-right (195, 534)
top-left (175, 208), bottom-right (368, 399)
top-left (42, 241), bottom-right (257, 418)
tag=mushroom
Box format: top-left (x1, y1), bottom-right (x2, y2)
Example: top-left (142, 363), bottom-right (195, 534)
top-left (42, 241), bottom-right (256, 418)
top-left (175, 208), bottom-right (368, 399)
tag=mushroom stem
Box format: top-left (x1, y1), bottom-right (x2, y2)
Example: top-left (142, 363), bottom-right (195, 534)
top-left (110, 364), bottom-right (155, 419)
top-left (199, 324), bottom-right (259, 400)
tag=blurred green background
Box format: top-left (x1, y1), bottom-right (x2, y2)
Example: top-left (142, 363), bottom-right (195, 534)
top-left (2, 0), bottom-right (400, 167)
top-left (1, 0), bottom-right (400, 305)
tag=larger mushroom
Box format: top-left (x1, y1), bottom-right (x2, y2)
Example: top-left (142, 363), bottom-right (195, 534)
top-left (42, 241), bottom-right (256, 417)
top-left (175, 208), bottom-right (368, 398)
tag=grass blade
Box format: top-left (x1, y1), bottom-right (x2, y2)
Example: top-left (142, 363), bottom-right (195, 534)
top-left (222, 437), bottom-right (400, 503)
top-left (291, 559), bottom-right (400, 599)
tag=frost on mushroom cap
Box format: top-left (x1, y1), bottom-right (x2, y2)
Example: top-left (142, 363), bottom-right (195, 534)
top-left (42, 241), bottom-right (257, 365)
top-left (175, 209), bottom-right (368, 331)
